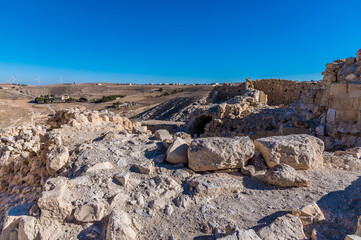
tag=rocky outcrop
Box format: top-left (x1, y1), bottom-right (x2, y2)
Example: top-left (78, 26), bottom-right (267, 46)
top-left (188, 137), bottom-right (254, 171)
top-left (255, 134), bottom-right (324, 170)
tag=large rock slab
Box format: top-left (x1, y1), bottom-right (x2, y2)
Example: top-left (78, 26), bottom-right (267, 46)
top-left (257, 214), bottom-right (306, 240)
top-left (261, 164), bottom-right (309, 187)
top-left (254, 134), bottom-right (324, 170)
top-left (187, 173), bottom-right (243, 197)
top-left (188, 137), bottom-right (255, 171)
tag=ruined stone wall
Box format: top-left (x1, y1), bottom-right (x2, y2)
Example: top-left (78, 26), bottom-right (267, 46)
top-left (252, 79), bottom-right (315, 106)
top-left (207, 82), bottom-right (267, 104)
top-left (207, 83), bottom-right (248, 103)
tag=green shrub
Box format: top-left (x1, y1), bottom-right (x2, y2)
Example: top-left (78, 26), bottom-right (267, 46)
top-left (78, 97), bottom-right (88, 102)
top-left (95, 95), bottom-right (125, 103)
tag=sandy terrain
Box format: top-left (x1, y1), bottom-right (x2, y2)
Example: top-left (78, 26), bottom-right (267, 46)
top-left (0, 83), bottom-right (212, 128)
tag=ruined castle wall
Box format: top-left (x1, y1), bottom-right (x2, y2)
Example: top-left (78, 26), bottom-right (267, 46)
top-left (252, 79), bottom-right (315, 106)
top-left (207, 83), bottom-right (248, 103)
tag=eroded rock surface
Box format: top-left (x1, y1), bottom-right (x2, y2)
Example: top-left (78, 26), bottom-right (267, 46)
top-left (255, 134), bottom-right (324, 170)
top-left (188, 136), bottom-right (254, 171)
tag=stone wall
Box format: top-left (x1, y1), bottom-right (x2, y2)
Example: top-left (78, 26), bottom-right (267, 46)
top-left (252, 79), bottom-right (315, 106)
top-left (207, 82), bottom-right (267, 104)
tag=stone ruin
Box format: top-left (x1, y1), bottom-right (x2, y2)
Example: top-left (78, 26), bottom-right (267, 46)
top-left (187, 49), bottom-right (361, 151)
top-left (0, 51), bottom-right (360, 240)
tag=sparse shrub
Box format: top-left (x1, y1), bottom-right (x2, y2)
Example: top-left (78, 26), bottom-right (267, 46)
top-left (65, 98), bottom-right (76, 103)
top-left (78, 97), bottom-right (88, 102)
top-left (95, 95), bottom-right (125, 103)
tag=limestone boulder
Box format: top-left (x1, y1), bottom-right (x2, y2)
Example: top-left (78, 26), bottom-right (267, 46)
top-left (1, 204), bottom-right (38, 240)
top-left (154, 129), bottom-right (173, 141)
top-left (166, 137), bottom-right (189, 164)
top-left (1, 215), bottom-right (37, 240)
top-left (292, 202), bottom-right (325, 225)
top-left (46, 146), bottom-right (69, 176)
top-left (187, 173), bottom-right (243, 197)
top-left (254, 134), bottom-right (324, 170)
top-left (257, 214), bottom-right (306, 240)
top-left (261, 164), bottom-right (309, 187)
top-left (106, 210), bottom-right (137, 240)
top-left (188, 137), bottom-right (255, 171)
top-left (74, 202), bottom-right (108, 223)
top-left (37, 177), bottom-right (72, 220)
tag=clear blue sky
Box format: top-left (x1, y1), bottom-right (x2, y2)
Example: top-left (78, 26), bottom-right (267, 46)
top-left (0, 0), bottom-right (361, 85)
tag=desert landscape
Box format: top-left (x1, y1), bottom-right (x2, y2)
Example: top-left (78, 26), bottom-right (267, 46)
top-left (0, 50), bottom-right (360, 240)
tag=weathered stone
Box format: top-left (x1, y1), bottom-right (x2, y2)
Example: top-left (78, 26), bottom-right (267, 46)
top-left (133, 161), bottom-right (154, 174)
top-left (292, 202), bottom-right (325, 225)
top-left (356, 49), bottom-right (361, 62)
top-left (166, 137), bottom-right (189, 164)
top-left (154, 129), bottom-right (172, 141)
top-left (241, 165), bottom-right (256, 176)
top-left (46, 146), bottom-right (69, 175)
top-left (327, 109), bottom-right (336, 123)
top-left (114, 172), bottom-right (130, 186)
top-left (255, 134), bottom-right (324, 170)
top-left (1, 204), bottom-right (38, 240)
top-left (188, 137), bottom-right (255, 171)
top-left (153, 154), bottom-right (165, 164)
top-left (173, 195), bottom-right (191, 208)
top-left (86, 161), bottom-right (114, 172)
top-left (262, 164), bottom-right (308, 187)
top-left (257, 214), bottom-right (306, 240)
top-left (218, 229), bottom-right (261, 240)
top-left (187, 173), bottom-right (243, 197)
top-left (74, 202), bottom-right (108, 222)
top-left (106, 210), bottom-right (137, 240)
top-left (102, 131), bottom-right (115, 140)
top-left (1, 215), bottom-right (37, 240)
top-left (132, 126), bottom-right (149, 134)
top-left (37, 177), bottom-right (72, 220)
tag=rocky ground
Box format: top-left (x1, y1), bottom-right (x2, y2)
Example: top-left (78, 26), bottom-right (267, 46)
top-left (0, 108), bottom-right (360, 240)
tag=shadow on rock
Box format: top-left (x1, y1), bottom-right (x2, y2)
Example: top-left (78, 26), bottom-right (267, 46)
top-left (314, 176), bottom-right (361, 240)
